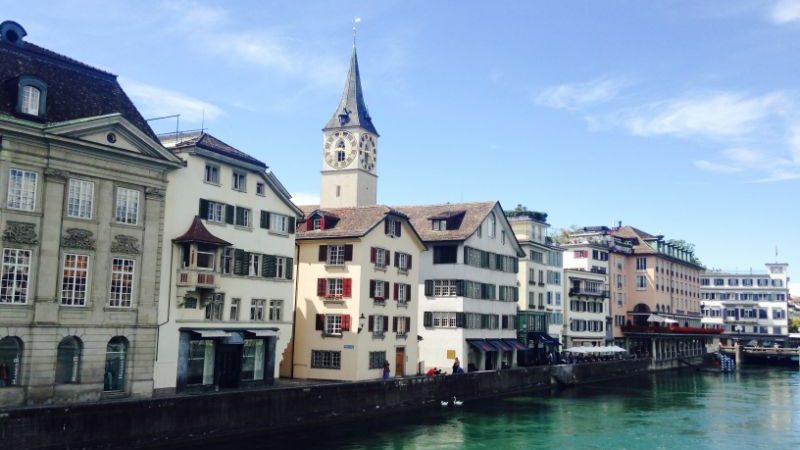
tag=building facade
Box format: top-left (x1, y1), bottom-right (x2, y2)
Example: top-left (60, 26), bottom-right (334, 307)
top-left (153, 133), bottom-right (302, 394)
top-left (0, 22), bottom-right (182, 406)
top-left (700, 263), bottom-right (790, 345)
top-left (401, 202), bottom-right (527, 373)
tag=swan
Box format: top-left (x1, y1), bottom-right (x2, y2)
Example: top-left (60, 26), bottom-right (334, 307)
top-left (452, 396), bottom-right (463, 406)
top-left (440, 400), bottom-right (450, 407)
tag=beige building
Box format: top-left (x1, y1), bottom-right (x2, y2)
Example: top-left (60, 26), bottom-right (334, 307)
top-left (0, 22), bottom-right (182, 406)
top-left (153, 133), bottom-right (302, 394)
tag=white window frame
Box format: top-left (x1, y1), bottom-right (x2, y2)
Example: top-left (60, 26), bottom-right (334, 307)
top-left (7, 168), bottom-right (37, 211)
top-left (207, 201), bottom-right (224, 223)
top-left (268, 299), bottom-right (282, 321)
top-left (636, 257), bottom-right (647, 271)
top-left (488, 213), bottom-right (497, 238)
top-left (256, 182), bottom-right (265, 196)
top-left (397, 283), bottom-right (409, 304)
top-left (373, 314), bottom-right (385, 334)
top-left (396, 316), bottom-right (409, 334)
top-left (0, 248), bottom-right (31, 304)
top-left (375, 248), bottom-right (387, 268)
top-left (248, 254), bottom-right (259, 277)
top-left (397, 253), bottom-right (409, 271)
top-left (270, 214), bottom-right (289, 234)
top-left (433, 280), bottom-right (457, 296)
top-left (66, 179), bottom-right (94, 219)
top-left (250, 298), bottom-right (266, 321)
top-left (196, 246), bottom-right (216, 271)
top-left (230, 298), bottom-right (240, 321)
top-left (327, 245), bottom-right (345, 265)
top-left (108, 258), bottom-right (135, 308)
top-left (373, 280), bottom-right (385, 299)
top-left (327, 278), bottom-right (344, 297)
top-left (636, 275), bottom-right (647, 290)
top-left (276, 257), bottom-right (286, 279)
top-left (232, 171), bottom-right (247, 192)
top-left (433, 311), bottom-right (457, 328)
top-left (61, 254), bottom-right (90, 306)
top-left (20, 85), bottom-right (41, 115)
top-left (204, 164), bottom-right (220, 184)
top-left (325, 314), bottom-right (343, 335)
top-left (114, 187), bottom-right (140, 225)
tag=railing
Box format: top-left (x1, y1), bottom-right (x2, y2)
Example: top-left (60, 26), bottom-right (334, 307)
top-left (176, 270), bottom-right (217, 288)
top-left (622, 325), bottom-right (724, 335)
top-left (569, 289), bottom-right (609, 298)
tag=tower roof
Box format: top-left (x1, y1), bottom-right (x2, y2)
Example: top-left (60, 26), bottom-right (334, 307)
top-left (323, 46), bottom-right (378, 135)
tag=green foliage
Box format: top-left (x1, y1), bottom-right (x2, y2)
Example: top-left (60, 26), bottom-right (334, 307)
top-left (790, 318), bottom-right (800, 333)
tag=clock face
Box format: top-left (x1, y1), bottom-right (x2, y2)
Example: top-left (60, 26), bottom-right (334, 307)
top-left (358, 133), bottom-right (377, 171)
top-left (324, 131), bottom-right (357, 168)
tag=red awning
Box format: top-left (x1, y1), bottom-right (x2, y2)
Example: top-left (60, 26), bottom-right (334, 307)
top-left (173, 216), bottom-right (231, 246)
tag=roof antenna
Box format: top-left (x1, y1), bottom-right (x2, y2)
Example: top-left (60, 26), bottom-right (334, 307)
top-left (353, 16), bottom-right (361, 47)
top-left (201, 109), bottom-right (205, 133)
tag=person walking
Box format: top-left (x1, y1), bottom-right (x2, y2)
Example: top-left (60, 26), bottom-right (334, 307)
top-left (383, 360), bottom-right (391, 380)
top-left (452, 357), bottom-right (461, 374)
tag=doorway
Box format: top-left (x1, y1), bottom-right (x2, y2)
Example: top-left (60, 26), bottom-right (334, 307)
top-left (395, 347), bottom-right (405, 377)
top-left (217, 344), bottom-right (242, 389)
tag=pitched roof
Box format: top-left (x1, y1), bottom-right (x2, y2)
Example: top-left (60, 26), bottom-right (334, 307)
top-left (165, 132), bottom-right (266, 168)
top-left (323, 46), bottom-right (378, 135)
top-left (297, 205), bottom-right (400, 239)
top-left (395, 202), bottom-right (497, 242)
top-left (173, 216), bottom-right (231, 246)
top-left (611, 226), bottom-right (655, 254)
top-left (0, 39), bottom-right (159, 141)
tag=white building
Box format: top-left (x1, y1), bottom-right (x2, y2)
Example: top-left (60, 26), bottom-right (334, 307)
top-left (153, 132), bottom-right (302, 394)
top-left (700, 263), bottom-right (790, 345)
top-left (399, 202), bottom-right (527, 373)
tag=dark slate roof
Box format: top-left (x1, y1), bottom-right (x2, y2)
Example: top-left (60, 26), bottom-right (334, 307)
top-left (173, 216), bottom-right (231, 246)
top-left (167, 132), bottom-right (266, 168)
top-left (0, 39), bottom-right (159, 141)
top-left (396, 202), bottom-right (497, 242)
top-left (323, 46), bottom-right (378, 135)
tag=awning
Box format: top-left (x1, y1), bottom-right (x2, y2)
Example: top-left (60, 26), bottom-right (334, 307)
top-left (247, 329), bottom-right (279, 337)
top-left (503, 339), bottom-right (528, 351)
top-left (528, 332), bottom-right (560, 346)
top-left (647, 314), bottom-right (678, 324)
top-left (487, 339), bottom-right (513, 352)
top-left (466, 339), bottom-right (494, 352)
top-left (196, 330), bottom-right (232, 338)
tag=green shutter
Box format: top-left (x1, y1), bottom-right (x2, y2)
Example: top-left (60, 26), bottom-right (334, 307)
top-left (233, 249), bottom-right (246, 275)
top-left (286, 257), bottom-right (294, 279)
top-left (263, 254), bottom-right (277, 278)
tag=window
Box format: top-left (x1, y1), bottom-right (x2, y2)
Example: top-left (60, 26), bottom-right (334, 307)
top-left (204, 164), bottom-right (220, 184)
top-left (268, 300), bottom-right (282, 321)
top-left (636, 275), bottom-right (647, 290)
top-left (548, 251), bottom-right (562, 267)
top-left (546, 271), bottom-right (561, 285)
top-left (0, 337), bottom-right (23, 387)
top-left (433, 245), bottom-right (458, 264)
top-left (432, 219), bottom-right (447, 231)
top-left (325, 278), bottom-right (344, 298)
top-left (256, 182), bottom-right (266, 196)
top-left (727, 278), bottom-right (739, 287)
top-left (187, 340), bottom-right (215, 385)
top-left (109, 258), bottom-right (135, 307)
top-left (373, 247), bottom-right (389, 268)
top-left (432, 312), bottom-right (458, 328)
top-left (276, 257), bottom-right (287, 279)
top-left (386, 218), bottom-right (401, 237)
top-left (270, 213), bottom-right (289, 233)
top-left (636, 257), bottom-right (647, 271)
top-left (20, 85), bottom-right (41, 115)
top-left (232, 171), bottom-right (246, 191)
top-left (7, 168), bottom-right (37, 211)
top-left (328, 245), bottom-right (345, 265)
top-left (204, 201), bottom-right (224, 223)
top-left (222, 248), bottom-right (233, 274)
top-left (714, 278), bottom-right (724, 286)
top-left (61, 254), bottom-right (89, 306)
top-left (67, 179), bottom-right (94, 219)
top-left (115, 188), bottom-right (140, 225)
top-left (1, 248), bottom-right (31, 304)
top-left (325, 314), bottom-right (343, 335)
top-left (488, 213), bottom-right (497, 238)
top-left (371, 315), bottom-right (386, 335)
top-left (312, 217), bottom-right (323, 230)
top-left (250, 299), bottom-right (266, 321)
top-left (55, 337), bottom-right (81, 384)
top-left (103, 337), bottom-right (128, 392)
top-left (501, 230), bottom-right (506, 244)
top-left (241, 339), bottom-right (265, 381)
top-left (235, 206), bottom-right (251, 227)
top-left (196, 245), bottom-right (216, 271)
top-left (757, 279), bottom-right (769, 287)
top-left (248, 253), bottom-right (259, 276)
top-left (433, 280), bottom-right (458, 296)
top-left (205, 293), bottom-right (224, 320)
top-left (311, 350), bottom-right (341, 369)
top-left (230, 298), bottom-right (240, 321)
top-left (372, 280), bottom-right (386, 300)
top-left (530, 251), bottom-right (544, 263)
top-left (741, 278), bottom-right (753, 286)
top-left (369, 351), bottom-right (386, 369)
top-left (397, 252), bottom-right (410, 271)
top-left (397, 283), bottom-right (410, 304)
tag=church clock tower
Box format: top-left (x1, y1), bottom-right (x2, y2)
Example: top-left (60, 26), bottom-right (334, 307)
top-left (320, 45), bottom-right (379, 208)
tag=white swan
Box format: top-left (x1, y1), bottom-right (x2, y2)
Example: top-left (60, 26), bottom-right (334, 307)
top-left (440, 400), bottom-right (450, 407)
top-left (452, 396), bottom-right (463, 406)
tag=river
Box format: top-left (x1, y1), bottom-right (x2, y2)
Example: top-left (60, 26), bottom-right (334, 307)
top-left (187, 367), bottom-right (800, 450)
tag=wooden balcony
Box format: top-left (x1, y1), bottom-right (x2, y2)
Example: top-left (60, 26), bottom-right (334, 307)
top-left (177, 269), bottom-right (218, 289)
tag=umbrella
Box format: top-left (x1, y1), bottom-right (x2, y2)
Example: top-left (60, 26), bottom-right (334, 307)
top-left (647, 314), bottom-right (665, 323)
top-left (607, 345), bottom-right (627, 353)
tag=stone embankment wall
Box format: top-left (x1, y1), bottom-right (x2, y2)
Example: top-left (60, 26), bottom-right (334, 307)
top-left (0, 359), bottom-right (650, 450)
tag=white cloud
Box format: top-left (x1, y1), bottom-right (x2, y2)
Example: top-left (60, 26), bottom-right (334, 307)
top-left (120, 78), bottom-right (222, 123)
top-left (769, 0), bottom-right (800, 24)
top-left (789, 281), bottom-right (800, 297)
top-left (622, 92), bottom-right (786, 138)
top-left (535, 77), bottom-right (628, 110)
top-left (290, 192), bottom-right (320, 206)
top-left (693, 159), bottom-right (742, 173)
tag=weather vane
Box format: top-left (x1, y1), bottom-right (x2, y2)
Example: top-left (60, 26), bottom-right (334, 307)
top-left (353, 16), bottom-right (361, 45)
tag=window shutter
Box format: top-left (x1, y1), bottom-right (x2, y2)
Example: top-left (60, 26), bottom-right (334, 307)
top-left (233, 249), bottom-right (245, 275)
top-left (384, 218), bottom-right (390, 235)
top-left (260, 211), bottom-right (270, 229)
top-left (393, 317), bottom-right (398, 332)
top-left (315, 314), bottom-right (324, 331)
top-left (455, 280), bottom-right (465, 297)
top-left (408, 255), bottom-right (412, 270)
top-left (394, 252), bottom-right (399, 267)
top-left (369, 280), bottom-right (376, 298)
top-left (264, 254), bottom-right (277, 278)
top-left (406, 284), bottom-right (412, 302)
top-left (405, 317), bottom-right (411, 332)
top-left (368, 315), bottom-right (374, 332)
top-left (423, 311), bottom-right (433, 327)
top-left (225, 204), bottom-right (235, 224)
top-left (317, 278), bottom-right (326, 296)
top-left (456, 312), bottom-right (466, 328)
top-left (502, 315), bottom-right (508, 329)
top-left (370, 247), bottom-right (376, 263)
top-left (235, 207), bottom-right (245, 226)
top-left (424, 280), bottom-right (433, 296)
top-left (344, 245), bottom-right (353, 261)
top-left (383, 316), bottom-right (389, 332)
top-left (318, 245), bottom-right (328, 262)
top-left (513, 258), bottom-right (519, 273)
top-left (386, 250), bottom-right (391, 263)
top-left (343, 278), bottom-right (352, 298)
top-left (396, 222), bottom-right (401, 237)
top-left (288, 217), bottom-right (296, 234)
top-left (383, 281), bottom-right (390, 298)
top-left (320, 217), bottom-right (326, 230)
top-left (393, 283), bottom-right (399, 300)
top-left (342, 315), bottom-right (351, 332)
top-left (199, 199), bottom-right (209, 219)
top-left (463, 247), bottom-right (469, 265)
top-left (286, 258), bottom-right (294, 280)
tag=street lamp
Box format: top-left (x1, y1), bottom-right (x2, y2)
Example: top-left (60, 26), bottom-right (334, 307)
top-left (358, 313), bottom-right (366, 334)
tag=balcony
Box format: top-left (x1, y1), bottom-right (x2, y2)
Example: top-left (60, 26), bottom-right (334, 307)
top-left (569, 288), bottom-right (609, 298)
top-left (177, 269), bottom-right (218, 289)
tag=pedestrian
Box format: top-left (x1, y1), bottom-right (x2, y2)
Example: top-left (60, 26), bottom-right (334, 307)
top-left (383, 360), bottom-right (391, 380)
top-left (452, 357), bottom-right (460, 374)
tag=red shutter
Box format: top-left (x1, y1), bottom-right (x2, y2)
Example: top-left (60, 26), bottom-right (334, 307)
top-left (318, 245), bottom-right (327, 262)
top-left (393, 283), bottom-right (399, 300)
top-left (368, 315), bottom-right (374, 332)
top-left (370, 247), bottom-right (376, 263)
top-left (383, 316), bottom-right (389, 331)
top-left (343, 278), bottom-right (352, 298)
top-left (369, 280), bottom-right (376, 299)
top-left (315, 314), bottom-right (324, 331)
top-left (320, 217), bottom-right (326, 230)
top-left (342, 315), bottom-right (351, 331)
top-left (393, 317), bottom-right (398, 332)
top-left (317, 278), bottom-right (326, 296)
top-left (408, 255), bottom-right (412, 269)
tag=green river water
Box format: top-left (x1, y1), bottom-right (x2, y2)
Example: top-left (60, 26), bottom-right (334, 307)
top-left (194, 367), bottom-right (800, 450)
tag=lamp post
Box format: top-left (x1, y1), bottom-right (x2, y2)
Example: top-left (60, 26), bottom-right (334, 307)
top-left (358, 313), bottom-right (366, 334)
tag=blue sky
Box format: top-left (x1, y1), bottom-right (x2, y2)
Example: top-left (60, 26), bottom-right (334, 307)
top-left (4, 0), bottom-right (799, 291)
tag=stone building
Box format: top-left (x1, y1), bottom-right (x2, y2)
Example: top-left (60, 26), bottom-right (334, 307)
top-left (0, 21), bottom-right (182, 406)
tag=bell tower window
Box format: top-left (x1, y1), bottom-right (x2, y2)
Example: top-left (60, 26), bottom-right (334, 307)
top-left (336, 140), bottom-right (346, 162)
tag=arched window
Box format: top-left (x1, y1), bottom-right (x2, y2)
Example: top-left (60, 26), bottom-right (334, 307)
top-left (20, 86), bottom-right (40, 115)
top-left (16, 76), bottom-right (47, 117)
top-left (103, 337), bottom-right (128, 392)
top-left (488, 213), bottom-right (497, 238)
top-left (0, 336), bottom-right (22, 387)
top-left (55, 337), bottom-right (82, 384)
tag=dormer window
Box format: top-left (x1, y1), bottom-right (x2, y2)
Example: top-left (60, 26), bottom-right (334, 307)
top-left (488, 212), bottom-right (497, 238)
top-left (312, 217), bottom-right (324, 230)
top-left (16, 76), bottom-right (48, 118)
top-left (432, 219), bottom-right (447, 231)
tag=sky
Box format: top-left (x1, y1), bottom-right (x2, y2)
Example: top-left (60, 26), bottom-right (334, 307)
top-left (3, 0), bottom-right (798, 293)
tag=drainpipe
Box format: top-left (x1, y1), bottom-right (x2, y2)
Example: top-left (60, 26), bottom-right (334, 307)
top-left (155, 243), bottom-right (176, 361)
top-left (290, 242), bottom-right (300, 379)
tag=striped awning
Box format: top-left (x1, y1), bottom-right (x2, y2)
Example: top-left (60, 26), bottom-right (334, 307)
top-left (487, 339), bottom-right (514, 352)
top-left (466, 339), bottom-right (494, 352)
top-left (503, 339), bottom-right (527, 351)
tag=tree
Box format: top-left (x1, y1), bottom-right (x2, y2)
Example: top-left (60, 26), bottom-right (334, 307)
top-left (790, 318), bottom-right (800, 333)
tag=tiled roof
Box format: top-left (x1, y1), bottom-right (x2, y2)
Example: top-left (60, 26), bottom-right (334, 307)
top-left (297, 205), bottom-right (406, 239)
top-left (611, 226), bottom-right (656, 254)
top-left (395, 201), bottom-right (497, 242)
top-left (323, 46), bottom-right (378, 135)
top-left (0, 40), bottom-right (159, 141)
top-left (167, 132), bottom-right (266, 168)
top-left (173, 216), bottom-right (231, 246)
